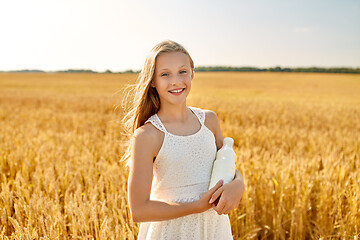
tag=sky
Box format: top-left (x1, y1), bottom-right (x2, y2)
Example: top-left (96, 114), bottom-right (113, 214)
top-left (0, 0), bottom-right (359, 72)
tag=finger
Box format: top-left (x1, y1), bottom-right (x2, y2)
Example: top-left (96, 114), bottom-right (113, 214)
top-left (210, 180), bottom-right (223, 192)
top-left (209, 188), bottom-right (223, 204)
top-left (214, 198), bottom-right (226, 215)
top-left (211, 196), bottom-right (220, 206)
top-left (208, 180), bottom-right (223, 201)
top-left (214, 205), bottom-right (225, 215)
top-left (219, 205), bottom-right (227, 215)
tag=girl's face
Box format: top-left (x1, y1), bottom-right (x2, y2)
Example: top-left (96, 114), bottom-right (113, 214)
top-left (151, 52), bottom-right (194, 106)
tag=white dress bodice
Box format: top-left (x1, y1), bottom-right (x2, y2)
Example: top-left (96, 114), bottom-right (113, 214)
top-left (144, 106), bottom-right (217, 203)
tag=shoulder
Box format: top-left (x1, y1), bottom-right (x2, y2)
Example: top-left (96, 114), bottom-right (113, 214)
top-left (203, 109), bottom-right (218, 122)
top-left (133, 122), bottom-right (163, 144)
top-left (202, 109), bottom-right (220, 129)
top-left (134, 121), bottom-right (159, 139)
top-left (133, 122), bottom-right (164, 159)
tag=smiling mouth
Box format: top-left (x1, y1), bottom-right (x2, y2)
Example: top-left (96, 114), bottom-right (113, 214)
top-left (168, 88), bottom-right (185, 93)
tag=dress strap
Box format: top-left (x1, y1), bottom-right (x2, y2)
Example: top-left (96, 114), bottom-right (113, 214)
top-left (188, 106), bottom-right (205, 125)
top-left (144, 106), bottom-right (205, 133)
top-left (144, 114), bottom-right (168, 134)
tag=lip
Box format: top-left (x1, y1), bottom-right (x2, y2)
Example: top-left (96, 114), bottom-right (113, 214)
top-left (168, 88), bottom-right (185, 95)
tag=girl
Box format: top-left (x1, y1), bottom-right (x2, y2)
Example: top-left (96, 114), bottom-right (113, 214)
top-left (121, 40), bottom-right (245, 239)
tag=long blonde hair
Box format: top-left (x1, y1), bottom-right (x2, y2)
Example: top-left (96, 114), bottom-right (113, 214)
top-left (120, 40), bottom-right (194, 168)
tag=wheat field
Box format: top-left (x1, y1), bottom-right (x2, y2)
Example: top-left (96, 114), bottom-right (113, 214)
top-left (0, 72), bottom-right (359, 239)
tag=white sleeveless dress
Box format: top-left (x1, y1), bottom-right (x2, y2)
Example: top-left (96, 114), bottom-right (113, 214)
top-left (137, 106), bottom-right (233, 240)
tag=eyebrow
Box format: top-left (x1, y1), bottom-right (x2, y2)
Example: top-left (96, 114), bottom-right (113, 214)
top-left (159, 65), bottom-right (189, 71)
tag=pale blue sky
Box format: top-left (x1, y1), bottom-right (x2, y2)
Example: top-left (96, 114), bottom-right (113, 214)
top-left (0, 0), bottom-right (359, 72)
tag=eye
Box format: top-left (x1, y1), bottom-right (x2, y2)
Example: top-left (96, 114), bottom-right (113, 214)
top-left (180, 70), bottom-right (187, 74)
top-left (161, 73), bottom-right (168, 77)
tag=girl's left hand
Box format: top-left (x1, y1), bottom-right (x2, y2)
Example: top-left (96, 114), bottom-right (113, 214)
top-left (209, 176), bottom-right (245, 215)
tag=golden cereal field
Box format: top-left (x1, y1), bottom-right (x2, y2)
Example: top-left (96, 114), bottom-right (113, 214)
top-left (0, 72), bottom-right (359, 239)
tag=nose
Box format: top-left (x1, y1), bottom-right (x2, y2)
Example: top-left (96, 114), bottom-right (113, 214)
top-left (169, 74), bottom-right (182, 86)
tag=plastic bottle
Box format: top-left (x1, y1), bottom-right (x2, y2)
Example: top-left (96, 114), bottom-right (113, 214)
top-left (208, 137), bottom-right (237, 190)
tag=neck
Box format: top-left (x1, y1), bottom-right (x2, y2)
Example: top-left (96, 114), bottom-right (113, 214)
top-left (157, 102), bottom-right (190, 123)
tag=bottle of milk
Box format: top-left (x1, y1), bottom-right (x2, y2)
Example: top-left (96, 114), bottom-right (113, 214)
top-left (208, 137), bottom-right (237, 190)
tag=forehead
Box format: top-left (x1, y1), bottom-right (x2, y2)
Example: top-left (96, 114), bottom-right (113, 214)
top-left (155, 52), bottom-right (191, 70)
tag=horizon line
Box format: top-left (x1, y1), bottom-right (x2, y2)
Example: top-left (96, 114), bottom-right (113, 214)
top-left (1, 65), bottom-right (360, 73)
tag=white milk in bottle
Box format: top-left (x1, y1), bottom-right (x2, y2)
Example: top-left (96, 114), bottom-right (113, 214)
top-left (208, 137), bottom-right (236, 190)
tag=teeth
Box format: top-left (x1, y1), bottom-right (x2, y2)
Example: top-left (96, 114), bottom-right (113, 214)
top-left (170, 89), bottom-right (184, 93)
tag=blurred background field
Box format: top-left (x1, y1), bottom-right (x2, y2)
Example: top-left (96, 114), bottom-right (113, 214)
top-left (0, 72), bottom-right (359, 239)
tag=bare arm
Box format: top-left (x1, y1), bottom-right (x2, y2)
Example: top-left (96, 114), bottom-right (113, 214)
top-left (205, 110), bottom-right (245, 214)
top-left (233, 169), bottom-right (244, 183)
top-left (128, 125), bottom-right (223, 222)
top-left (210, 169), bottom-right (245, 215)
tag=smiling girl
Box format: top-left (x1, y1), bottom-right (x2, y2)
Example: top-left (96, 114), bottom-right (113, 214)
top-left (121, 40), bottom-right (245, 239)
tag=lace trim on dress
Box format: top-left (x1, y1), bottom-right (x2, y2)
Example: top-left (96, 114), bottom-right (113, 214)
top-left (191, 106), bottom-right (205, 125)
top-left (144, 115), bottom-right (165, 133)
top-left (144, 106), bottom-right (205, 135)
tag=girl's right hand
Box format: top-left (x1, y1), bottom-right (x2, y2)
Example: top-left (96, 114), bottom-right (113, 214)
top-left (195, 180), bottom-right (224, 213)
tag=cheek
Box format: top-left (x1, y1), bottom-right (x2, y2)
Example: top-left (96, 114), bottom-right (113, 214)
top-left (159, 81), bottom-right (169, 88)
top-left (153, 79), bottom-right (165, 87)
top-left (186, 76), bottom-right (192, 85)
top-left (181, 74), bottom-right (192, 82)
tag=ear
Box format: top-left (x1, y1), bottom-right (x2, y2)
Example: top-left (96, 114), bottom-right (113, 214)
top-left (150, 81), bottom-right (155, 88)
top-left (191, 68), bottom-right (194, 80)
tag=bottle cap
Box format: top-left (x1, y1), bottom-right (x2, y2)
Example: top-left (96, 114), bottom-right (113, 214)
top-left (223, 137), bottom-right (234, 147)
